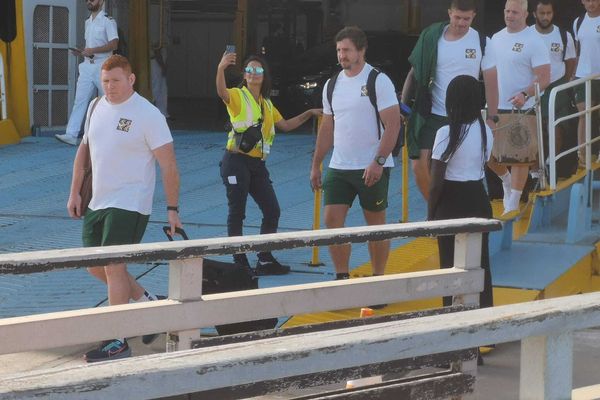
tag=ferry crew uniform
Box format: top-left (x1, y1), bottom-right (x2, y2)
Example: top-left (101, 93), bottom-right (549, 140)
top-left (429, 120), bottom-right (494, 308)
top-left (64, 11), bottom-right (118, 142)
top-left (220, 86), bottom-right (285, 270)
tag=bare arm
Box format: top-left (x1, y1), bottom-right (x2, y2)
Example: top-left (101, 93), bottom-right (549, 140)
top-left (400, 67), bottom-right (416, 105)
top-left (153, 142), bottom-right (183, 235)
top-left (216, 52), bottom-right (236, 104)
top-left (82, 39), bottom-right (118, 57)
top-left (310, 114), bottom-right (334, 190)
top-left (275, 109), bottom-right (322, 132)
top-left (66, 143), bottom-right (89, 219)
top-left (565, 58), bottom-right (577, 82)
top-left (427, 159), bottom-right (447, 220)
top-left (510, 64), bottom-right (551, 109)
top-left (362, 104), bottom-right (401, 187)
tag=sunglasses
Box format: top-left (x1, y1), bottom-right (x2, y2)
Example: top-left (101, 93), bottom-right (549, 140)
top-left (244, 66), bottom-right (264, 75)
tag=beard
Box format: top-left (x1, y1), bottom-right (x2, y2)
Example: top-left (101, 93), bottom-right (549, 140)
top-left (87, 1), bottom-right (102, 12)
top-left (536, 20), bottom-right (552, 29)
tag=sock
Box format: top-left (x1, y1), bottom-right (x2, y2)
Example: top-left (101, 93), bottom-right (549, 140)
top-left (134, 290), bottom-right (157, 303)
top-left (530, 171), bottom-right (539, 179)
top-left (505, 190), bottom-right (522, 213)
top-left (336, 272), bottom-right (350, 280)
top-left (500, 172), bottom-right (512, 210)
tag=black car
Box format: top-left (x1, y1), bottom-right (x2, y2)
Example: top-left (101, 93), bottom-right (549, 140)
top-left (271, 31), bottom-right (418, 117)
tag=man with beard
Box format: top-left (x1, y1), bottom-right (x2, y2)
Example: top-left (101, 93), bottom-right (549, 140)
top-left (531, 0), bottom-right (577, 167)
top-left (310, 26), bottom-right (401, 286)
top-left (56, 0), bottom-right (118, 146)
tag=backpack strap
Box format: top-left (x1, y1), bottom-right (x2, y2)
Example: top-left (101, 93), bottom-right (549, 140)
top-left (326, 71), bottom-right (340, 117)
top-left (477, 30), bottom-right (486, 57)
top-left (559, 26), bottom-right (568, 61)
top-left (366, 68), bottom-right (382, 139)
top-left (575, 14), bottom-right (585, 57)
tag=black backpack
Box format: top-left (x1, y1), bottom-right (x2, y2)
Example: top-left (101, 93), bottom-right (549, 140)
top-left (326, 68), bottom-right (404, 157)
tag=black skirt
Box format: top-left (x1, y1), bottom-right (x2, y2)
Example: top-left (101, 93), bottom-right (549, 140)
top-left (432, 179), bottom-right (493, 308)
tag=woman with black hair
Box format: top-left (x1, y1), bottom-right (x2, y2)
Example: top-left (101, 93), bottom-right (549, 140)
top-left (216, 52), bottom-right (321, 275)
top-left (428, 75), bottom-right (494, 309)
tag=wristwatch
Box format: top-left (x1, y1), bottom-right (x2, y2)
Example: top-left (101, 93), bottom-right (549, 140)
top-left (486, 115), bottom-right (499, 124)
top-left (521, 91), bottom-right (529, 100)
top-left (374, 155), bottom-right (386, 166)
top-left (167, 206), bottom-right (179, 213)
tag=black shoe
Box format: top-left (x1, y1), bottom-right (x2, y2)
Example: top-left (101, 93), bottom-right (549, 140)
top-left (255, 258), bottom-right (290, 275)
top-left (142, 295), bottom-right (167, 345)
top-left (368, 304), bottom-right (388, 310)
top-left (84, 339), bottom-right (131, 363)
top-left (234, 253), bottom-right (251, 267)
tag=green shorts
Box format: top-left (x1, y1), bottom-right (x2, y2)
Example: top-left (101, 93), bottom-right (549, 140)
top-left (540, 77), bottom-right (575, 120)
top-left (409, 114), bottom-right (449, 159)
top-left (82, 208), bottom-right (149, 247)
top-left (323, 168), bottom-right (390, 212)
top-left (573, 79), bottom-right (600, 106)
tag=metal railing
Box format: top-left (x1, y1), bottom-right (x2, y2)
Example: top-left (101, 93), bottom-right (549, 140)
top-left (0, 51), bottom-right (7, 120)
top-left (547, 73), bottom-right (600, 190)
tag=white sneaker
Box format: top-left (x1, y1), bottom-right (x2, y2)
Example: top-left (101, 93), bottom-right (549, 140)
top-left (55, 133), bottom-right (78, 146)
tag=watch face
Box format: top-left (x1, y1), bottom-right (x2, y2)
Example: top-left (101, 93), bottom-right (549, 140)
top-left (376, 156), bottom-right (386, 165)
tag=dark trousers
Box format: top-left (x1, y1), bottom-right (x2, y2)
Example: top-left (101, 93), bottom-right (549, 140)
top-left (220, 152), bottom-right (280, 260)
top-left (433, 180), bottom-right (493, 309)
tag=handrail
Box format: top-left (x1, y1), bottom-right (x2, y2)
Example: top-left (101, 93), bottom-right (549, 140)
top-left (547, 73), bottom-right (600, 190)
top-left (0, 218), bottom-right (501, 274)
top-left (3, 290), bottom-right (599, 399)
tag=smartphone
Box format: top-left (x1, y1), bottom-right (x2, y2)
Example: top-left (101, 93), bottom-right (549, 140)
top-left (225, 44), bottom-right (236, 54)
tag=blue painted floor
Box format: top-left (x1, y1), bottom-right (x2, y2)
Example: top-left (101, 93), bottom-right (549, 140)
top-left (0, 132), bottom-right (424, 318)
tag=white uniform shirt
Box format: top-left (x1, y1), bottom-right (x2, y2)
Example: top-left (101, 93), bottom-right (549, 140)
top-left (431, 120), bottom-right (494, 181)
top-left (530, 25), bottom-right (576, 83)
top-left (487, 27), bottom-right (550, 110)
top-left (573, 13), bottom-right (600, 78)
top-left (84, 11), bottom-right (118, 60)
top-left (83, 93), bottom-right (173, 215)
top-left (323, 63), bottom-right (398, 169)
top-left (432, 27), bottom-right (493, 116)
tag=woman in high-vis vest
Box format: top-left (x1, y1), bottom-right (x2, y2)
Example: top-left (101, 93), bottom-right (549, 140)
top-left (216, 52), bottom-right (321, 275)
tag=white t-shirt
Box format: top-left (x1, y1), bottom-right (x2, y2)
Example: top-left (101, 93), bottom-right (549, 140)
top-left (530, 25), bottom-right (576, 83)
top-left (322, 63), bottom-right (398, 169)
top-left (84, 93), bottom-right (173, 215)
top-left (488, 27), bottom-right (550, 110)
top-left (85, 11), bottom-right (118, 60)
top-left (573, 13), bottom-right (600, 78)
top-left (432, 27), bottom-right (493, 116)
top-left (431, 120), bottom-right (494, 181)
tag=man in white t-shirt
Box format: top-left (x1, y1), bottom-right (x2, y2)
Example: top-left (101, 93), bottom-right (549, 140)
top-left (401, 0), bottom-right (498, 200)
top-left (66, 55), bottom-right (182, 362)
top-left (56, 0), bottom-right (118, 146)
top-left (310, 26), bottom-right (401, 286)
top-left (573, 0), bottom-right (600, 165)
top-left (531, 0), bottom-right (577, 162)
top-left (486, 0), bottom-right (551, 214)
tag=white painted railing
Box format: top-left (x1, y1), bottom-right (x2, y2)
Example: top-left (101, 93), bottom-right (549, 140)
top-left (547, 73), bottom-right (600, 190)
top-left (2, 291), bottom-right (599, 400)
top-left (0, 218), bottom-right (502, 399)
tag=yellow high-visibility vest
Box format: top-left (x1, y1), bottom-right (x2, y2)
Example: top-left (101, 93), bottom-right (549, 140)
top-left (226, 86), bottom-right (275, 159)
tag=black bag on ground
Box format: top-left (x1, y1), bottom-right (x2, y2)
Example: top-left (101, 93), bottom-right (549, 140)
top-left (163, 227), bottom-right (278, 335)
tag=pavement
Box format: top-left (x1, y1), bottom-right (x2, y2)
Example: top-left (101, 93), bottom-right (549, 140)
top-left (1, 132), bottom-right (599, 398)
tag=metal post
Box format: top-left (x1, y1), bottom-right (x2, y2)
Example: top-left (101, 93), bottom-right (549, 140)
top-left (401, 124), bottom-right (409, 222)
top-left (535, 83), bottom-right (547, 190)
top-left (310, 115), bottom-right (324, 266)
top-left (548, 86), bottom-right (557, 190)
top-left (0, 52), bottom-right (6, 120)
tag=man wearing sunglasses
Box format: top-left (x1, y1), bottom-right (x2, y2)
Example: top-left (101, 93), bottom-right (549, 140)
top-left (55, 0), bottom-right (118, 146)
